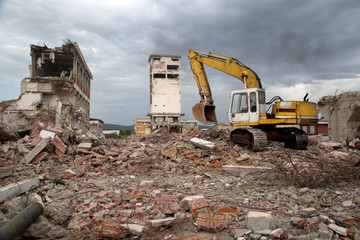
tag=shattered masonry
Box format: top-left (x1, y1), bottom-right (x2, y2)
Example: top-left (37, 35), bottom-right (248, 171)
top-left (318, 91), bottom-right (360, 142)
top-left (0, 42), bottom-right (92, 140)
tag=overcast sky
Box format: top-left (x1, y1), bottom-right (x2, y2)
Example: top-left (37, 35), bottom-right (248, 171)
top-left (1, 0), bottom-right (359, 125)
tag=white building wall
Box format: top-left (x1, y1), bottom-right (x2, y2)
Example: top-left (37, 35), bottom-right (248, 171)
top-left (149, 55), bottom-right (181, 115)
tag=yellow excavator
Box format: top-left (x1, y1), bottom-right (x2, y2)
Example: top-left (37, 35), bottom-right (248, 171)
top-left (189, 49), bottom-right (318, 150)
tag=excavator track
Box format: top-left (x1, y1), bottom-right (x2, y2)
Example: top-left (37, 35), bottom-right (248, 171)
top-left (262, 127), bottom-right (309, 150)
top-left (230, 128), bottom-right (268, 151)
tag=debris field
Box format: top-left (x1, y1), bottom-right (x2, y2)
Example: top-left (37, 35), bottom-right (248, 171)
top-left (0, 126), bottom-right (360, 240)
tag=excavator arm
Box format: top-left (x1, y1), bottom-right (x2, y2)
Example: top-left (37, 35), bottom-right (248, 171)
top-left (188, 49), bottom-right (262, 124)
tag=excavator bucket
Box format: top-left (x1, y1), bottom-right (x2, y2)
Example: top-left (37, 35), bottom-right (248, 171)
top-left (192, 102), bottom-right (218, 124)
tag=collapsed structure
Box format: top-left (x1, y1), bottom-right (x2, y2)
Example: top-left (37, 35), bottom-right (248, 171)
top-left (0, 42), bottom-right (92, 140)
top-left (318, 91), bottom-right (360, 142)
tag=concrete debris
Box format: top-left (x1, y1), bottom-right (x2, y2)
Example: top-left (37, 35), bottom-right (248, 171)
top-left (0, 177), bottom-right (40, 203)
top-left (0, 127), bottom-right (359, 239)
top-left (0, 42), bottom-right (92, 141)
top-left (21, 137), bottom-right (50, 164)
top-left (318, 91), bottom-right (360, 142)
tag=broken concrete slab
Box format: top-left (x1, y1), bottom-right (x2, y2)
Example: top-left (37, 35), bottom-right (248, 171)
top-left (328, 223), bottom-right (347, 236)
top-left (120, 223), bottom-right (146, 236)
top-left (0, 166), bottom-right (15, 178)
top-left (39, 130), bottom-right (56, 140)
top-left (21, 137), bottom-right (50, 164)
top-left (77, 142), bottom-right (92, 149)
top-left (0, 177), bottom-right (40, 203)
top-left (190, 137), bottom-right (216, 151)
top-left (149, 217), bottom-right (175, 227)
top-left (16, 144), bottom-right (31, 155)
top-left (246, 212), bottom-right (272, 231)
top-left (222, 164), bottom-right (271, 177)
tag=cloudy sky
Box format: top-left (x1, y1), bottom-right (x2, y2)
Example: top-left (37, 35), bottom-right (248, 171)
top-left (0, 0), bottom-right (359, 125)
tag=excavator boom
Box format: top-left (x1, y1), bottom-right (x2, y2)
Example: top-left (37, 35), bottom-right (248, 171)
top-left (188, 49), bottom-right (262, 124)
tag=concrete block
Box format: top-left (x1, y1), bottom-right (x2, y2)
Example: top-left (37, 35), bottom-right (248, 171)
top-left (78, 142), bottom-right (92, 149)
top-left (149, 217), bottom-right (175, 227)
top-left (0, 166), bottom-right (15, 178)
top-left (21, 138), bottom-right (50, 164)
top-left (120, 223), bottom-right (146, 236)
top-left (246, 212), bottom-right (272, 231)
top-left (0, 177), bottom-right (40, 202)
top-left (222, 165), bottom-right (271, 177)
top-left (342, 200), bottom-right (355, 208)
top-left (235, 229), bottom-right (251, 238)
top-left (139, 180), bottom-right (154, 188)
top-left (190, 137), bottom-right (216, 150)
top-left (270, 228), bottom-right (284, 238)
top-left (300, 207), bottom-right (317, 216)
top-left (39, 130), bottom-right (56, 140)
top-left (17, 144), bottom-right (30, 155)
top-left (328, 223), bottom-right (347, 236)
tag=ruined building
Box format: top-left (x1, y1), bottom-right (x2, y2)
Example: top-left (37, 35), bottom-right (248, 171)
top-left (318, 91), bottom-right (360, 142)
top-left (0, 42), bottom-right (92, 140)
top-left (147, 54), bottom-right (185, 131)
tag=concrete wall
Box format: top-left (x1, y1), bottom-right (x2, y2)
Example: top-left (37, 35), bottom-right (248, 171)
top-left (318, 91), bottom-right (360, 142)
top-left (149, 55), bottom-right (181, 115)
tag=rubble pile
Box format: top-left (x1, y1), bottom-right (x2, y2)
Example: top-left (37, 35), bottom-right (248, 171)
top-left (1, 127), bottom-right (360, 240)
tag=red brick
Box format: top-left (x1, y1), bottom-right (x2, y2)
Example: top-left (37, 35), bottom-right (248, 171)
top-left (188, 198), bottom-right (211, 217)
top-left (161, 145), bottom-right (178, 159)
top-left (216, 207), bottom-right (239, 215)
top-left (32, 152), bottom-right (48, 164)
top-left (195, 213), bottom-right (229, 231)
top-left (53, 135), bottom-right (67, 156)
top-left (99, 221), bottom-right (121, 238)
top-left (75, 204), bottom-right (84, 213)
top-left (154, 196), bottom-right (180, 214)
top-left (62, 169), bottom-right (76, 180)
top-left (184, 150), bottom-right (201, 160)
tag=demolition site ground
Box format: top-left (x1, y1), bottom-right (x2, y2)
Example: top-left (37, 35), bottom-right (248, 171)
top-left (0, 126), bottom-right (360, 240)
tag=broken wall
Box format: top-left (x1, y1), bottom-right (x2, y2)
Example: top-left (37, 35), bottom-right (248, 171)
top-left (318, 91), bottom-right (360, 142)
top-left (0, 42), bottom-right (93, 140)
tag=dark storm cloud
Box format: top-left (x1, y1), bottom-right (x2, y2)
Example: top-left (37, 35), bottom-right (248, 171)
top-left (0, 0), bottom-right (359, 124)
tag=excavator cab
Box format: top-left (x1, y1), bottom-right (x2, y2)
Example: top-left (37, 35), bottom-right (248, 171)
top-left (229, 88), bottom-right (266, 125)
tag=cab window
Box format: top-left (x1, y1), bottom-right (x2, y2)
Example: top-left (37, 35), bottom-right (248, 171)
top-left (250, 92), bottom-right (257, 112)
top-left (231, 93), bottom-right (248, 113)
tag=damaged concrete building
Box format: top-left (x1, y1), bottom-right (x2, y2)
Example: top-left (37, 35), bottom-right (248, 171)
top-left (318, 91), bottom-right (360, 142)
top-left (146, 54), bottom-right (197, 133)
top-left (0, 42), bottom-right (92, 140)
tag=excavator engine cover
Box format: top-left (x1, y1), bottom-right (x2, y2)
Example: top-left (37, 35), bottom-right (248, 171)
top-left (192, 102), bottom-right (217, 124)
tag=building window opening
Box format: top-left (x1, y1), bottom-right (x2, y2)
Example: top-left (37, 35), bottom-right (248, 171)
top-left (167, 65), bottom-right (179, 70)
top-left (153, 57), bottom-right (161, 61)
top-left (154, 73), bottom-right (166, 78)
top-left (171, 58), bottom-right (179, 61)
top-left (167, 74), bottom-right (179, 78)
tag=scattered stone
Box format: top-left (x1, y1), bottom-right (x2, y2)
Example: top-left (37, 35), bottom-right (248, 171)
top-left (328, 223), bottom-right (347, 236)
top-left (246, 212), bottom-right (272, 231)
